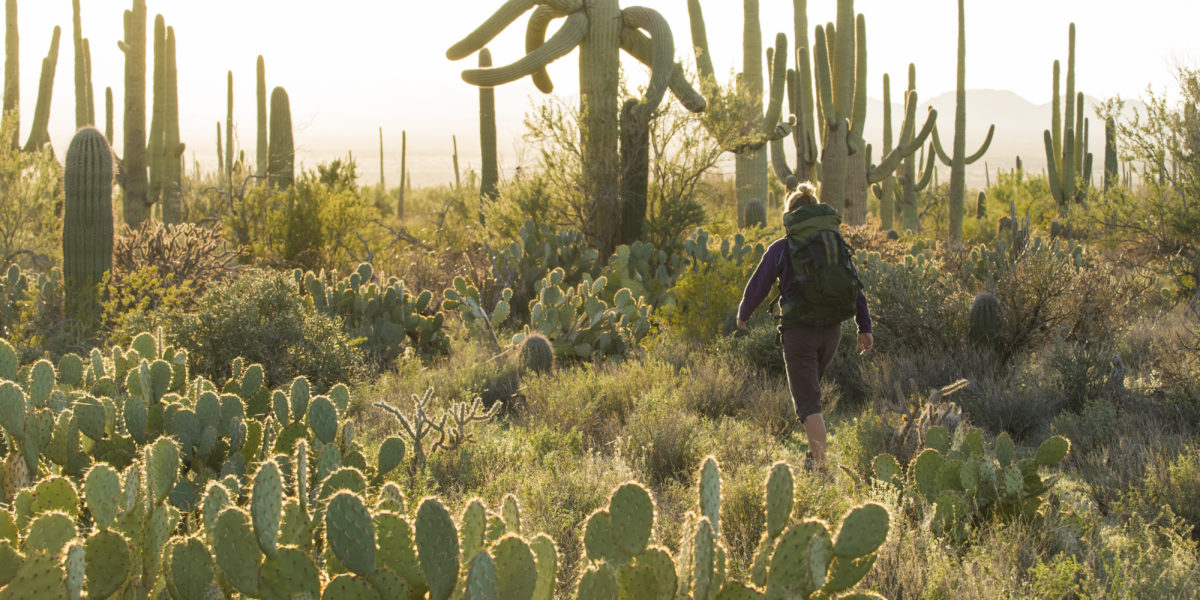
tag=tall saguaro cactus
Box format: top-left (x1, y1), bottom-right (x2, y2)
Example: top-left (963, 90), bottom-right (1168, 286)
top-left (478, 48), bottom-right (499, 201)
top-left (688, 0), bottom-right (789, 226)
top-left (268, 86), bottom-right (294, 189)
top-left (1103, 116), bottom-right (1118, 192)
top-left (930, 0), bottom-right (995, 245)
top-left (120, 0), bottom-right (149, 226)
top-left (159, 25), bottom-right (183, 223)
top-left (72, 0), bottom-right (90, 128)
top-left (1043, 23), bottom-right (1093, 209)
top-left (399, 130), bottom-right (406, 219)
top-left (22, 25), bottom-right (59, 154)
top-left (3, 0), bottom-right (17, 149)
top-left (146, 15), bottom-right (164, 210)
top-left (62, 127), bottom-right (113, 308)
top-left (104, 86), bottom-right (113, 143)
top-left (256, 55), bottom-right (267, 180)
top-left (448, 0), bottom-right (705, 258)
top-left (897, 66), bottom-right (937, 233)
top-left (771, 0), bottom-right (818, 189)
top-left (225, 69), bottom-right (234, 189)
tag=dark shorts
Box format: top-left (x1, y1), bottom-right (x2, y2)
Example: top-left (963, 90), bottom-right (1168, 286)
top-left (781, 323), bottom-right (842, 422)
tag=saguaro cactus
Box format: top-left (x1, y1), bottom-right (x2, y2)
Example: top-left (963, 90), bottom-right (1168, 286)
top-left (448, 0), bottom-right (706, 258)
top-left (62, 128), bottom-right (113, 306)
top-left (22, 25), bottom-right (60, 154)
top-left (72, 0), bottom-right (92, 128)
top-left (1044, 23), bottom-right (1093, 209)
top-left (268, 86), bottom-right (294, 189)
top-left (617, 98), bottom-right (649, 245)
top-left (120, 0), bottom-right (149, 226)
top-left (897, 69), bottom-right (936, 232)
top-left (1103, 116), bottom-right (1118, 192)
top-left (399, 130), bottom-right (407, 219)
top-left (160, 26), bottom-right (183, 223)
top-left (104, 87), bottom-right (113, 143)
top-left (930, 0), bottom-right (995, 246)
top-left (688, 0), bottom-right (789, 226)
top-left (479, 48), bottom-right (499, 201)
top-left (770, 0), bottom-right (818, 189)
top-left (147, 15), bottom-right (164, 210)
top-left (256, 55), bottom-right (267, 180)
top-left (225, 70), bottom-right (234, 189)
top-left (3, 0), bottom-right (17, 149)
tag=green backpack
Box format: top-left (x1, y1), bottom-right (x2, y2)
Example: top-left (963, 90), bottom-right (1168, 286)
top-left (776, 204), bottom-right (862, 327)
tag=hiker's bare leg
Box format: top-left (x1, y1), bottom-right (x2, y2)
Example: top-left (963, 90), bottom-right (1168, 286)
top-left (804, 413), bottom-right (827, 470)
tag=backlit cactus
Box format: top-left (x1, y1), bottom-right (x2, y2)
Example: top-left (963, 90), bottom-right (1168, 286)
top-left (479, 48), bottom-right (499, 201)
top-left (517, 332), bottom-right (554, 374)
top-left (929, 0), bottom-right (995, 245)
top-left (1044, 23), bottom-right (1094, 209)
top-left (3, 0), bottom-right (16, 149)
top-left (448, 0), bottom-right (705, 257)
top-left (968, 292), bottom-right (1002, 350)
top-left (744, 199), bottom-right (767, 228)
top-left (61, 127), bottom-right (114, 308)
top-left (120, 0), bottom-right (149, 225)
top-left (22, 25), bottom-right (59, 154)
top-left (268, 86), bottom-right (294, 188)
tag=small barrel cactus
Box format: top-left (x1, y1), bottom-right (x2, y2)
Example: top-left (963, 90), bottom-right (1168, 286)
top-left (62, 127), bottom-right (113, 307)
top-left (968, 292), bottom-right (1002, 349)
top-left (517, 333), bottom-right (554, 375)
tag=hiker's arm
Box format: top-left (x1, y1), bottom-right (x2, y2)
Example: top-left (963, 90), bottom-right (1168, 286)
top-left (737, 241), bottom-right (783, 324)
top-left (854, 291), bottom-right (872, 335)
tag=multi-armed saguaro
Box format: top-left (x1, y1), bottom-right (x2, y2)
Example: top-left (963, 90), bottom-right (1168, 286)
top-left (447, 0), bottom-right (706, 258)
top-left (771, 0), bottom-right (818, 190)
top-left (896, 65), bottom-right (938, 233)
top-left (1043, 23), bottom-right (1093, 210)
top-left (930, 0), bottom-right (994, 245)
top-left (688, 0), bottom-right (789, 227)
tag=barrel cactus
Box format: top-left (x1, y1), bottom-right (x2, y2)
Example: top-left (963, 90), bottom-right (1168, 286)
top-left (62, 127), bottom-right (114, 309)
top-left (744, 199), bottom-right (767, 228)
top-left (968, 292), bottom-right (1002, 350)
top-left (517, 333), bottom-right (554, 375)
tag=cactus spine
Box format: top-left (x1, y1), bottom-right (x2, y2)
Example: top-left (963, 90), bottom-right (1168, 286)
top-left (1044, 23), bottom-right (1093, 209)
top-left (3, 0), bottom-right (16, 149)
top-left (478, 48), bottom-right (499, 201)
top-left (267, 86), bottom-right (293, 189)
top-left (449, 0), bottom-right (704, 257)
top-left (62, 128), bottom-right (114, 307)
top-left (256, 55), bottom-right (267, 180)
top-left (22, 25), bottom-right (59, 154)
top-left (120, 0), bottom-right (148, 226)
top-left (930, 0), bottom-right (995, 246)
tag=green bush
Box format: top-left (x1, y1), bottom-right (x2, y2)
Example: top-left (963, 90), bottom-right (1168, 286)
top-left (618, 394), bottom-right (700, 487)
top-left (1124, 446), bottom-right (1200, 539)
top-left (659, 254), bottom-right (751, 344)
top-left (168, 268), bottom-right (364, 389)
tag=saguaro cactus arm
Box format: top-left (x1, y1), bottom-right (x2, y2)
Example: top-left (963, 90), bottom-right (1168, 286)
top-left (461, 12), bottom-right (588, 87)
top-left (930, 121), bottom-right (994, 167)
top-left (868, 91), bottom-right (937, 182)
top-left (618, 27), bottom-right (705, 112)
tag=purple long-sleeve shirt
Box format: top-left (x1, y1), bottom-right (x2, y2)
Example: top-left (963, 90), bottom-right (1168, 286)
top-left (737, 238), bottom-right (872, 333)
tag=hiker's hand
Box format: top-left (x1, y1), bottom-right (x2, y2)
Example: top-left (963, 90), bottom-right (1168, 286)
top-left (857, 333), bottom-right (874, 354)
top-left (737, 319), bottom-right (747, 331)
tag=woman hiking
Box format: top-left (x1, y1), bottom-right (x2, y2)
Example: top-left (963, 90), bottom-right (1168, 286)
top-left (736, 183), bottom-right (874, 472)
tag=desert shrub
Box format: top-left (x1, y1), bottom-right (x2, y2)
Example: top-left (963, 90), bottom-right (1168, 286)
top-left (832, 408), bottom-right (893, 477)
top-left (673, 352), bottom-right (758, 420)
top-left (855, 250), bottom-right (969, 354)
top-left (167, 268), bottom-right (364, 389)
top-left (956, 366), bottom-right (1062, 440)
top-left (112, 222), bottom-right (241, 289)
top-left (0, 265), bottom-right (84, 360)
top-left (660, 254), bottom-right (753, 344)
top-left (1122, 446), bottom-right (1200, 539)
top-left (1051, 398), bottom-right (1121, 456)
top-left (716, 466), bottom-right (767, 572)
top-left (713, 320), bottom-right (785, 376)
top-left (101, 266), bottom-right (197, 345)
top-left (517, 361), bottom-right (659, 448)
top-left (0, 114), bottom-right (61, 271)
top-left (618, 394), bottom-right (701, 487)
top-left (1046, 343), bottom-right (1116, 412)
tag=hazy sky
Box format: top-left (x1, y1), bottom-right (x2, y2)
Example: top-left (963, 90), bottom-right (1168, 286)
top-left (15, 0), bottom-right (1200, 187)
